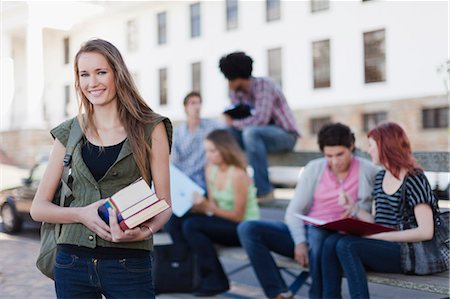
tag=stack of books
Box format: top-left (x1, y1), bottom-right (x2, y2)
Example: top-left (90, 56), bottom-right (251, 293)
top-left (98, 178), bottom-right (170, 230)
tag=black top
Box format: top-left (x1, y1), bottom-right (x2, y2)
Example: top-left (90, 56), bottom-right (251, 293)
top-left (82, 139), bottom-right (126, 181)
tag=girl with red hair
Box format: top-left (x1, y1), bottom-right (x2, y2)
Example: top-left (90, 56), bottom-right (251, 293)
top-left (321, 122), bottom-right (439, 298)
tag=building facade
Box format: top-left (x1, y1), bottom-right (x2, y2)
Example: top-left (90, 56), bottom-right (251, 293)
top-left (1, 0), bottom-right (448, 167)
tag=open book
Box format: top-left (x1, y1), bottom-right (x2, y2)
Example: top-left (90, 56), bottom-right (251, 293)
top-left (98, 178), bottom-right (169, 230)
top-left (295, 214), bottom-right (396, 236)
top-left (170, 164), bottom-right (205, 217)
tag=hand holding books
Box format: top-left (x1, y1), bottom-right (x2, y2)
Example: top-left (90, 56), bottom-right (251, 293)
top-left (98, 178), bottom-right (170, 232)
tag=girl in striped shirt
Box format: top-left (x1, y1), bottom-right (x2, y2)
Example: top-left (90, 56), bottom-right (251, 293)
top-left (321, 122), bottom-right (437, 299)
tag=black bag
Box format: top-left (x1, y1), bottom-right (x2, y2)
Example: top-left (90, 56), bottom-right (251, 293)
top-left (152, 244), bottom-right (200, 294)
top-left (399, 172), bottom-right (450, 275)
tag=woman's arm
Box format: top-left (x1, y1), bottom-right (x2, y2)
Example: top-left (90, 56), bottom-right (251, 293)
top-left (30, 139), bottom-right (112, 240)
top-left (368, 203), bottom-right (434, 242)
top-left (110, 122), bottom-right (172, 242)
top-left (211, 168), bottom-right (248, 222)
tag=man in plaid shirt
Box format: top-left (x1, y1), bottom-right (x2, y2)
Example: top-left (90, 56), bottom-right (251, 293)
top-left (219, 52), bottom-right (301, 201)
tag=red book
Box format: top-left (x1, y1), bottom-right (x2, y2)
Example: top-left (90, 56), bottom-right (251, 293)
top-left (119, 199), bottom-right (170, 230)
top-left (295, 214), bottom-right (396, 236)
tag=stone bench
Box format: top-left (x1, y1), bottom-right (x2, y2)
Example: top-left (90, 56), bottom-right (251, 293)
top-left (218, 246), bottom-right (450, 295)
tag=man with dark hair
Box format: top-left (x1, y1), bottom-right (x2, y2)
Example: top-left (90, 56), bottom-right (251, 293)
top-left (237, 123), bottom-right (380, 299)
top-left (219, 52), bottom-right (300, 201)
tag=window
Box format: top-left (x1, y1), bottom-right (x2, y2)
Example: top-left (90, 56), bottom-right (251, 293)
top-left (159, 68), bottom-right (168, 106)
top-left (191, 62), bottom-right (202, 93)
top-left (157, 12), bottom-right (167, 45)
top-left (226, 0), bottom-right (238, 30)
top-left (266, 0), bottom-right (281, 22)
top-left (311, 0), bottom-right (329, 13)
top-left (63, 37), bottom-right (70, 65)
top-left (363, 111), bottom-right (387, 132)
top-left (64, 85), bottom-right (70, 117)
top-left (312, 39), bottom-right (331, 88)
top-left (268, 48), bottom-right (282, 87)
top-left (127, 19), bottom-right (138, 51)
top-left (132, 72), bottom-right (139, 89)
top-left (422, 107), bottom-right (449, 129)
top-left (190, 3), bottom-right (201, 38)
top-left (310, 117), bottom-right (331, 134)
top-left (364, 29), bottom-right (386, 83)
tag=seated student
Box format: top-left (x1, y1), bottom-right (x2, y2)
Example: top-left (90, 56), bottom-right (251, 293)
top-left (322, 122), bottom-right (440, 299)
top-left (237, 123), bottom-right (380, 299)
top-left (183, 129), bottom-right (260, 297)
top-left (165, 91), bottom-right (223, 256)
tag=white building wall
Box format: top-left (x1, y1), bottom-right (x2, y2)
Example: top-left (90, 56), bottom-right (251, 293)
top-left (0, 0), bottom-right (448, 130)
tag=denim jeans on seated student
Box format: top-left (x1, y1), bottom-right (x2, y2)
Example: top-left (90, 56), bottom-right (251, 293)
top-left (54, 249), bottom-right (154, 298)
top-left (237, 221), bottom-right (337, 299)
top-left (227, 125), bottom-right (297, 196)
top-left (322, 234), bottom-right (401, 299)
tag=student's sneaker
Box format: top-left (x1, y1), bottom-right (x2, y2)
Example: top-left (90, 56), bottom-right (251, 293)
top-left (257, 191), bottom-right (275, 204)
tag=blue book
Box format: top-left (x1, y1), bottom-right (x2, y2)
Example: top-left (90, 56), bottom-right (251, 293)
top-left (98, 199), bottom-right (123, 224)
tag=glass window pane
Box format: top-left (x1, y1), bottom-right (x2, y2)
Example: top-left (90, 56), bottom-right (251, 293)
top-left (159, 68), bottom-right (168, 106)
top-left (266, 0), bottom-right (281, 22)
top-left (157, 12), bottom-right (167, 45)
top-left (192, 62), bottom-right (201, 93)
top-left (364, 29), bottom-right (386, 83)
top-left (311, 0), bottom-right (329, 13)
top-left (63, 37), bottom-right (70, 65)
top-left (313, 39), bottom-right (331, 88)
top-left (268, 48), bottom-right (283, 88)
top-left (127, 19), bottom-right (138, 51)
top-left (226, 0), bottom-right (238, 30)
top-left (190, 3), bottom-right (201, 38)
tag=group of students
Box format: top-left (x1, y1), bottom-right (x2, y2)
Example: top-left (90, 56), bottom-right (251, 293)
top-left (30, 38), bottom-right (441, 299)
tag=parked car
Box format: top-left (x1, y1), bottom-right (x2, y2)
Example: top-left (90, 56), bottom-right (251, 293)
top-left (0, 160), bottom-right (47, 233)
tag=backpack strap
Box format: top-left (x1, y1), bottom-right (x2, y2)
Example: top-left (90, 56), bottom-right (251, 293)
top-left (58, 118), bottom-right (83, 208)
top-left (55, 118), bottom-right (83, 238)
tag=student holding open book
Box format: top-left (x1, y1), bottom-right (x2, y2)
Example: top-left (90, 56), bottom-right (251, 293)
top-left (321, 122), bottom-right (440, 299)
top-left (182, 129), bottom-right (259, 297)
top-left (237, 123), bottom-right (380, 299)
top-left (30, 39), bottom-right (172, 298)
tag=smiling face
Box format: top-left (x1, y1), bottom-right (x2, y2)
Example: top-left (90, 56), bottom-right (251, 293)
top-left (77, 52), bottom-right (117, 107)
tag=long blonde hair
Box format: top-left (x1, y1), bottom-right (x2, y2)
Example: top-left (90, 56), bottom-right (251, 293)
top-left (206, 129), bottom-right (247, 170)
top-left (74, 39), bottom-right (157, 183)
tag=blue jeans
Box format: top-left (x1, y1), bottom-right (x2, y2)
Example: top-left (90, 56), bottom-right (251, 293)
top-left (322, 234), bottom-right (401, 299)
top-left (182, 214), bottom-right (240, 292)
top-left (237, 220), bottom-right (295, 298)
top-left (237, 221), bottom-right (335, 298)
top-left (228, 126), bottom-right (297, 196)
top-left (54, 249), bottom-right (154, 298)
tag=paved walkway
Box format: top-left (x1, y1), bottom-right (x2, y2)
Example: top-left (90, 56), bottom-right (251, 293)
top-left (0, 225), bottom-right (275, 299)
